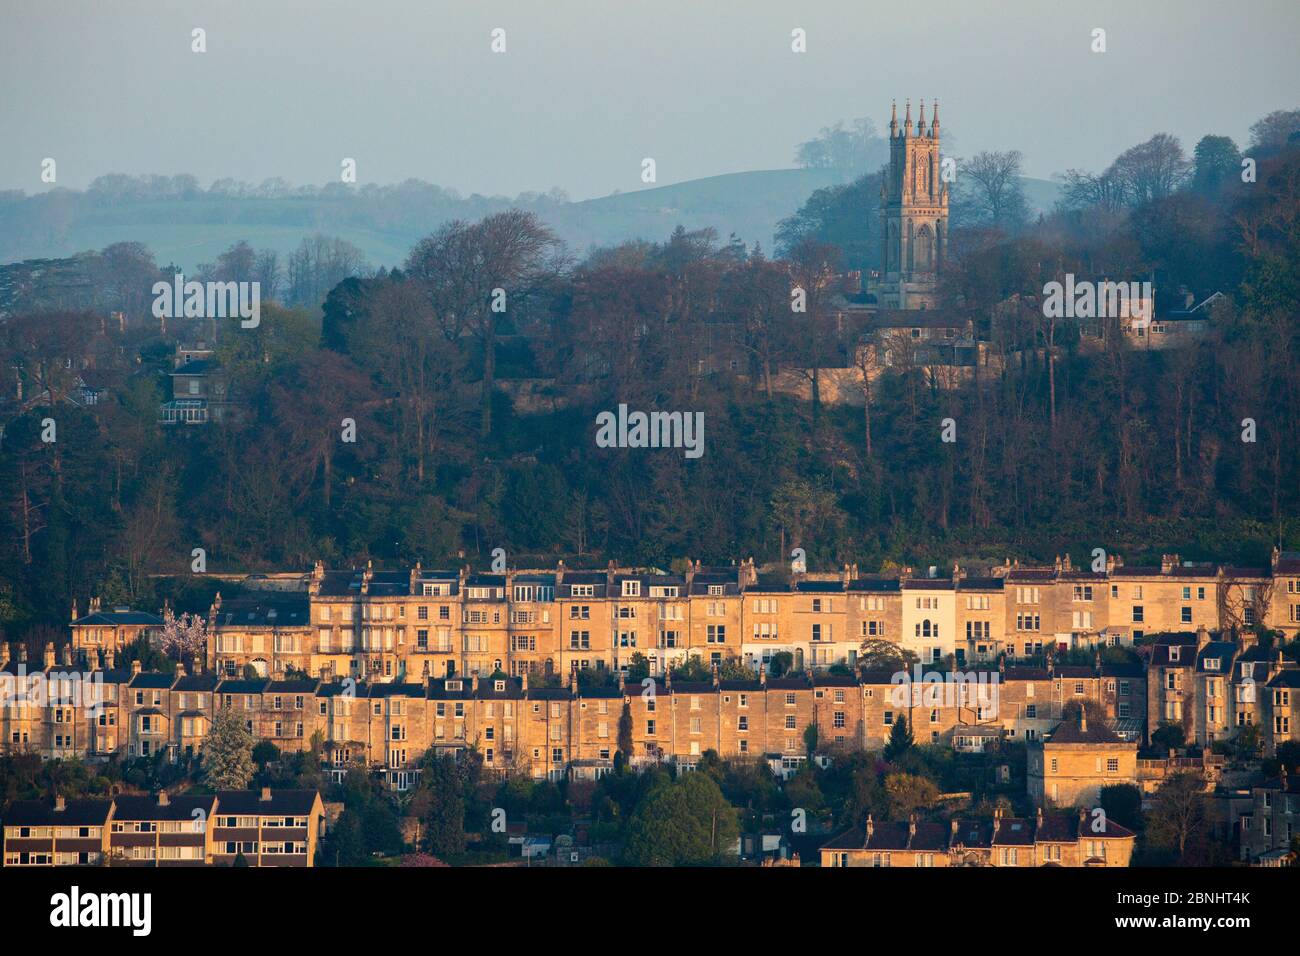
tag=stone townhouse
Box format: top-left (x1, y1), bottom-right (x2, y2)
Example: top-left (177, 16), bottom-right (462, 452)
top-left (371, 680), bottom-right (441, 788)
top-left (1028, 713), bottom-right (1139, 808)
top-left (1270, 550), bottom-right (1300, 637)
top-left (2, 789), bottom-right (323, 868)
top-left (68, 599), bottom-right (162, 661)
top-left (1143, 629), bottom-right (1298, 752)
top-left (739, 569), bottom-right (865, 675)
top-left (1239, 771), bottom-right (1299, 864)
top-left (173, 671), bottom-right (220, 761)
top-left (556, 569), bottom-right (616, 677)
top-left (1193, 638), bottom-right (1238, 746)
top-left (1266, 668), bottom-right (1299, 753)
top-left (687, 567), bottom-right (745, 667)
top-left (1108, 557), bottom-right (1223, 639)
top-left (738, 573), bottom-right (798, 675)
top-left (956, 575), bottom-right (1006, 663)
top-left (821, 806), bottom-right (1135, 868)
top-left (607, 570), bottom-right (689, 677)
top-left (900, 574), bottom-right (959, 664)
top-left (208, 592), bottom-right (312, 679)
top-left (1146, 631), bottom-right (1200, 740)
top-left (506, 572), bottom-right (559, 677)
top-left (125, 666), bottom-right (178, 759)
top-left (1002, 564), bottom-right (1058, 659)
top-left (317, 679), bottom-right (371, 780)
top-left (844, 577), bottom-right (904, 657)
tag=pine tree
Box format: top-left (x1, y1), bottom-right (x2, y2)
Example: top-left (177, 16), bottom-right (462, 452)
top-left (203, 708), bottom-right (255, 789)
top-left (884, 714), bottom-right (913, 762)
top-left (617, 700), bottom-right (634, 765)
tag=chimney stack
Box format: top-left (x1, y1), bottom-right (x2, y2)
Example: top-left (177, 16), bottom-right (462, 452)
top-left (260, 786), bottom-right (272, 803)
top-left (131, 660), bottom-right (142, 675)
top-left (55, 795), bottom-right (67, 812)
top-left (157, 791), bottom-right (170, 807)
top-left (43, 644), bottom-right (55, 670)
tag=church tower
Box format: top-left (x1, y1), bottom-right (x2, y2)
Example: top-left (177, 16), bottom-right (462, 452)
top-left (876, 98), bottom-right (948, 310)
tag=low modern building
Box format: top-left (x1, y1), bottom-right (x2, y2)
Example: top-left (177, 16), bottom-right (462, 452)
top-left (2, 789), bottom-right (322, 867)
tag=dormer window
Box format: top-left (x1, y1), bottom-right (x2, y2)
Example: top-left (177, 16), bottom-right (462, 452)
top-left (1204, 658), bottom-right (1220, 671)
top-left (445, 679), bottom-right (463, 692)
top-left (494, 680), bottom-right (505, 692)
top-left (622, 580), bottom-right (641, 598)
top-left (1168, 646), bottom-right (1180, 662)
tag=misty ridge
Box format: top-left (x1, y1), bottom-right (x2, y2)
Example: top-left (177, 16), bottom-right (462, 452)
top-left (0, 118), bottom-right (1021, 279)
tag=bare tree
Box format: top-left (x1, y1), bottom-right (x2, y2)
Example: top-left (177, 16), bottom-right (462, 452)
top-left (406, 210), bottom-right (565, 436)
top-left (1111, 133), bottom-right (1192, 206)
top-left (956, 150), bottom-right (1029, 230)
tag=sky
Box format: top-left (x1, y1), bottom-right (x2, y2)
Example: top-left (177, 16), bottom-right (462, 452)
top-left (2, 0), bottom-right (1297, 200)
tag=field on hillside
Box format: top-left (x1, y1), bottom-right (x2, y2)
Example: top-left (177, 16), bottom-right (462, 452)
top-left (0, 170), bottom-right (1062, 271)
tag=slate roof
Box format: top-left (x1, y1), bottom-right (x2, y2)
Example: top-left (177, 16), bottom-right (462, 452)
top-left (173, 674), bottom-right (221, 692)
top-left (129, 673), bottom-right (176, 689)
top-left (2, 798), bottom-right (112, 827)
top-left (210, 594), bottom-right (309, 628)
top-left (1046, 715), bottom-right (1125, 746)
top-left (215, 789), bottom-right (319, 815)
top-left (71, 610), bottom-right (162, 627)
top-left (215, 679), bottom-right (271, 695)
top-left (112, 793), bottom-right (216, 822)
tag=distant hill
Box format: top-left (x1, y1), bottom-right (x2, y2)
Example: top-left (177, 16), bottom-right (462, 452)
top-left (0, 170), bottom-right (1061, 272)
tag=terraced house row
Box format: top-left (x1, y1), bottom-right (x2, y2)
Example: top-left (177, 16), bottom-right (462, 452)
top-left (2, 632), bottom-right (1294, 792)
top-left (2, 788), bottom-right (324, 867)
top-left (66, 549), bottom-right (1300, 687)
top-left (0, 649), bottom-right (1128, 784)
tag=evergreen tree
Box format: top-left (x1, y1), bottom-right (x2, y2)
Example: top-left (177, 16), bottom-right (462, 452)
top-left (617, 700), bottom-right (633, 765)
top-left (884, 714), bottom-right (913, 762)
top-left (419, 753), bottom-right (467, 857)
top-left (203, 708), bottom-right (255, 789)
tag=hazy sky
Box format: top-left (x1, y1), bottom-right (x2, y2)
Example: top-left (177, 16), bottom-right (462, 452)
top-left (3, 0), bottom-right (1297, 200)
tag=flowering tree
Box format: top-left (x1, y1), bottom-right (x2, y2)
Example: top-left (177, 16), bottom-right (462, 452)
top-left (155, 607), bottom-right (208, 661)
